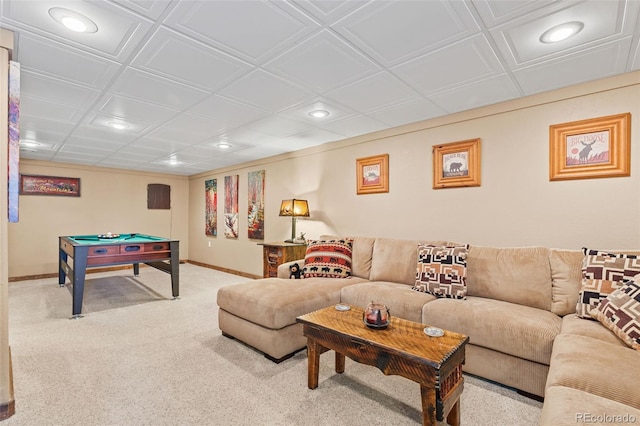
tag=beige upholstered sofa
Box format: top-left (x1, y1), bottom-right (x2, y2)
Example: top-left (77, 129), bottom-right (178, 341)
top-left (216, 236), bottom-right (640, 423)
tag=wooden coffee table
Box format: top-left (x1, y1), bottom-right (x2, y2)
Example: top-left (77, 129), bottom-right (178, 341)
top-left (297, 305), bottom-right (469, 426)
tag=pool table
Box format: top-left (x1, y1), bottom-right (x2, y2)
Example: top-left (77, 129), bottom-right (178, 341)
top-left (59, 233), bottom-right (179, 318)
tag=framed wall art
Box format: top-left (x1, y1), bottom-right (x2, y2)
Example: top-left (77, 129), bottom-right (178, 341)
top-left (19, 174), bottom-right (80, 197)
top-left (549, 113), bottom-right (631, 181)
top-left (356, 154), bottom-right (389, 194)
top-left (247, 170), bottom-right (265, 240)
top-left (224, 175), bottom-right (239, 238)
top-left (432, 138), bottom-right (481, 189)
top-left (205, 178), bottom-right (217, 236)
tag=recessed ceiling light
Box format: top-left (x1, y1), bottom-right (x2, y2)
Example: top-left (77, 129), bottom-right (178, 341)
top-left (216, 142), bottom-right (232, 149)
top-left (107, 121), bottom-right (129, 130)
top-left (49, 7), bottom-right (98, 33)
top-left (539, 21), bottom-right (584, 44)
top-left (308, 109), bottom-right (330, 119)
top-left (20, 140), bottom-right (40, 148)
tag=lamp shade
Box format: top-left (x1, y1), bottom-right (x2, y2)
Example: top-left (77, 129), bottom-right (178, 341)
top-left (279, 199), bottom-right (309, 217)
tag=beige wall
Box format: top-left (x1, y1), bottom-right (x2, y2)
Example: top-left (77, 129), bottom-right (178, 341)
top-left (8, 161), bottom-right (189, 278)
top-left (188, 71), bottom-right (640, 278)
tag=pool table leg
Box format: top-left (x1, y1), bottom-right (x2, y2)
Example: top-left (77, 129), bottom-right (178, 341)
top-left (58, 249), bottom-right (68, 287)
top-left (170, 241), bottom-right (180, 299)
top-left (133, 263), bottom-right (140, 276)
top-left (71, 246), bottom-right (88, 319)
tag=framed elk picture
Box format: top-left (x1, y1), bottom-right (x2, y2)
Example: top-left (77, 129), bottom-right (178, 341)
top-left (432, 138), bottom-right (481, 189)
top-left (549, 113), bottom-right (631, 181)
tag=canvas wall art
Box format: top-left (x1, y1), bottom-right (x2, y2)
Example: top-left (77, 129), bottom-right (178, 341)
top-left (8, 61), bottom-right (20, 222)
top-left (224, 175), bottom-right (239, 238)
top-left (205, 178), bottom-right (217, 236)
top-left (247, 170), bottom-right (265, 240)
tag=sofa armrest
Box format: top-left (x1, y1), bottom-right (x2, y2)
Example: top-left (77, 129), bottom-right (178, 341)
top-left (277, 259), bottom-right (305, 279)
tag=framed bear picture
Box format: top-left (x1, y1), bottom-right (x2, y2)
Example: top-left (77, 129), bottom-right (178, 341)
top-left (432, 138), bottom-right (481, 189)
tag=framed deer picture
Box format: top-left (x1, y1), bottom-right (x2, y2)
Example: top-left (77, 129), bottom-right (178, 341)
top-left (432, 138), bottom-right (481, 189)
top-left (549, 113), bottom-right (631, 181)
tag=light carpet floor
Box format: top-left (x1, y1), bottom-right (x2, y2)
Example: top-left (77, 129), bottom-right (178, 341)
top-left (5, 264), bottom-right (542, 425)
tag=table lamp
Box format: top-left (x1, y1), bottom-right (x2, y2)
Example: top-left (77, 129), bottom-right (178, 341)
top-left (279, 199), bottom-right (310, 243)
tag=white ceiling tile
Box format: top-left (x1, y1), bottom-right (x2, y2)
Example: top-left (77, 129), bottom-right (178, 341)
top-left (279, 97), bottom-right (356, 125)
top-left (111, 0), bottom-right (174, 20)
top-left (145, 113), bottom-right (225, 144)
top-left (83, 113), bottom-right (152, 136)
top-left (513, 39), bottom-right (634, 95)
top-left (322, 115), bottom-right (387, 138)
top-left (491, 0), bottom-right (639, 66)
top-left (428, 74), bottom-right (522, 114)
top-left (164, 0), bottom-right (319, 63)
top-left (275, 128), bottom-right (344, 149)
top-left (15, 33), bottom-right (121, 89)
top-left (3, 0), bottom-right (155, 61)
top-left (471, 0), bottom-right (556, 27)
top-left (333, 0), bottom-right (479, 66)
top-left (291, 0), bottom-right (369, 24)
top-left (392, 34), bottom-right (504, 96)
top-left (186, 95), bottom-right (270, 133)
top-left (52, 151), bottom-right (103, 164)
top-left (265, 29), bottom-right (380, 92)
top-left (58, 143), bottom-right (116, 155)
top-left (325, 71), bottom-right (419, 113)
top-left (130, 27), bottom-right (252, 91)
top-left (21, 69), bottom-right (101, 108)
top-left (70, 124), bottom-right (141, 144)
top-left (219, 69), bottom-right (313, 112)
top-left (109, 67), bottom-right (211, 111)
top-left (20, 115), bottom-right (74, 140)
top-left (96, 94), bottom-right (179, 125)
top-left (368, 98), bottom-right (446, 128)
top-left (128, 137), bottom-right (192, 154)
top-left (245, 116), bottom-right (308, 138)
top-left (209, 128), bottom-right (279, 146)
top-left (20, 95), bottom-right (84, 122)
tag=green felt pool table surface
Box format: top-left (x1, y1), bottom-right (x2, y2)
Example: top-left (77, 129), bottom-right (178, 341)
top-left (66, 233), bottom-right (170, 245)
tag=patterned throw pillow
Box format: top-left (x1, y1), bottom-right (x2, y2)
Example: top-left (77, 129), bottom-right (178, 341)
top-left (302, 238), bottom-right (353, 279)
top-left (577, 248), bottom-right (640, 318)
top-left (413, 244), bottom-right (469, 299)
top-left (590, 278), bottom-right (640, 351)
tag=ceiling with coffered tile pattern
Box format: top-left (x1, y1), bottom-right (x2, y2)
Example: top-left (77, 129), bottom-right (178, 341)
top-left (2, 0), bottom-right (639, 175)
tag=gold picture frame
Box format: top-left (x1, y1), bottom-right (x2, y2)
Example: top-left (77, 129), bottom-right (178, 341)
top-left (549, 113), bottom-right (631, 181)
top-left (356, 154), bottom-right (389, 194)
top-left (432, 138), bottom-right (481, 189)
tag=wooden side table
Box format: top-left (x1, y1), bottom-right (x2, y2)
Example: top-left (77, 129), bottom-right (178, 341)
top-left (260, 242), bottom-right (307, 278)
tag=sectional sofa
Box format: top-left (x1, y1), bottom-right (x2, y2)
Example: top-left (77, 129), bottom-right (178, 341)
top-left (216, 236), bottom-right (640, 424)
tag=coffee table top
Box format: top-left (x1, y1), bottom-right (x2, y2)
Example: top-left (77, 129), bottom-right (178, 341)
top-left (297, 304), bottom-right (468, 368)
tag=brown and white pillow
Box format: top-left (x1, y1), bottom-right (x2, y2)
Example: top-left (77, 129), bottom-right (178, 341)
top-left (303, 238), bottom-right (353, 279)
top-left (577, 248), bottom-right (640, 318)
top-left (590, 277), bottom-right (640, 351)
top-left (413, 244), bottom-right (469, 299)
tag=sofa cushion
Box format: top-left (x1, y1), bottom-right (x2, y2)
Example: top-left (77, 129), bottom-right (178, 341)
top-left (320, 235), bottom-right (375, 280)
top-left (577, 248), bottom-right (640, 318)
top-left (546, 334), bottom-right (640, 409)
top-left (466, 246), bottom-right (552, 310)
top-left (549, 249), bottom-right (584, 316)
top-left (560, 313), bottom-right (626, 347)
top-left (421, 296), bottom-right (560, 364)
top-left (216, 277), bottom-right (367, 330)
top-left (340, 281), bottom-right (436, 323)
top-left (303, 238), bottom-right (353, 278)
top-left (413, 244), bottom-right (469, 299)
top-left (369, 238), bottom-right (449, 285)
top-left (540, 386), bottom-right (640, 426)
top-left (590, 278), bottom-right (640, 350)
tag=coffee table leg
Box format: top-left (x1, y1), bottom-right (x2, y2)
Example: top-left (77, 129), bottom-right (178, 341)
top-left (335, 352), bottom-right (345, 374)
top-left (307, 338), bottom-right (320, 389)
top-left (447, 399), bottom-right (460, 426)
top-left (420, 384), bottom-right (437, 426)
